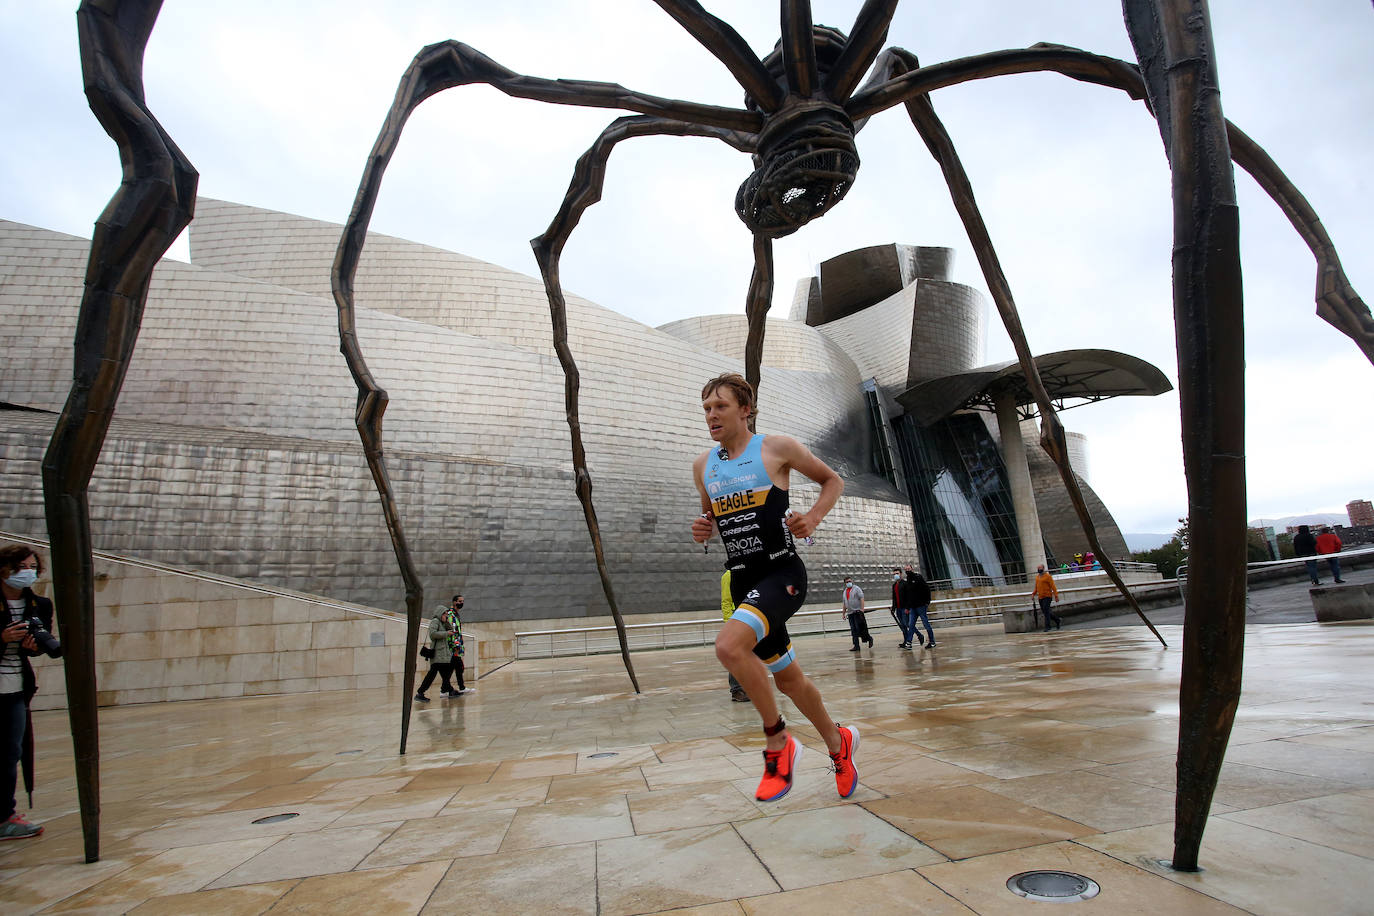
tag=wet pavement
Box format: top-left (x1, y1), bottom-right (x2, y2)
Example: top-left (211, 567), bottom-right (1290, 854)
top-left (3, 582), bottom-right (1372, 914)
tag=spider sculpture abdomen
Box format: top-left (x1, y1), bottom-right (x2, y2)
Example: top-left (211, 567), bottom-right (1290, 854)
top-left (735, 99), bottom-right (860, 237)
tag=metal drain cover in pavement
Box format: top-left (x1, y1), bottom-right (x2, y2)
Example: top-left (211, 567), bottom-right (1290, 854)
top-left (251, 813), bottom-right (300, 825)
top-left (1006, 870), bottom-right (1100, 902)
top-left (588, 752), bottom-right (619, 759)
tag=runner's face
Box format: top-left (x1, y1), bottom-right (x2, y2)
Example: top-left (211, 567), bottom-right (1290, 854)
top-left (702, 387), bottom-right (750, 442)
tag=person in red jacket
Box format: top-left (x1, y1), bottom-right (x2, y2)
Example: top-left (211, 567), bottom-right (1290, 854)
top-left (1315, 527), bottom-right (1346, 584)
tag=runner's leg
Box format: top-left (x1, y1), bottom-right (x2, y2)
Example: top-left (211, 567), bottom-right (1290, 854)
top-left (772, 661), bottom-right (842, 754)
top-left (716, 619), bottom-right (784, 747)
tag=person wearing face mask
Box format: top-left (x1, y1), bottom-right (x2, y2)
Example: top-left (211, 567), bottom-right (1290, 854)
top-left (1, 544), bottom-right (57, 841)
top-left (904, 564), bottom-right (935, 649)
top-left (841, 576), bottom-right (871, 651)
top-left (416, 602), bottom-right (459, 702)
top-left (890, 568), bottom-right (912, 649)
top-left (448, 595), bottom-right (473, 694)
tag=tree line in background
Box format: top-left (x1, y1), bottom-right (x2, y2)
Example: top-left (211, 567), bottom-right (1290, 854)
top-left (1131, 517), bottom-right (1295, 578)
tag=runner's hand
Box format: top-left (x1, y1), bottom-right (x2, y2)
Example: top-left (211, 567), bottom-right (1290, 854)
top-left (784, 510), bottom-right (818, 538)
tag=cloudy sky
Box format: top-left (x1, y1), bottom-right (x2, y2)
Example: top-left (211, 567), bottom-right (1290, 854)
top-left (2, 1), bottom-right (1370, 535)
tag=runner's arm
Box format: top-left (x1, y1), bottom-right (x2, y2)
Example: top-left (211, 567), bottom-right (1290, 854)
top-left (691, 451), bottom-right (716, 543)
top-left (770, 436), bottom-right (843, 538)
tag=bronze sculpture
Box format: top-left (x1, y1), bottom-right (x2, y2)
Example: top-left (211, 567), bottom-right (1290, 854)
top-left (45, 0), bottom-right (198, 863)
top-left (52, 0), bottom-right (1371, 870)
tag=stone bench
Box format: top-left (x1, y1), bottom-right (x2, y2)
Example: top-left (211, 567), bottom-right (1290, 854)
top-left (1312, 582), bottom-right (1374, 622)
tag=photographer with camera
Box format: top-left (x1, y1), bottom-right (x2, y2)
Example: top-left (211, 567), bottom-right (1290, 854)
top-left (2, 543), bottom-right (60, 841)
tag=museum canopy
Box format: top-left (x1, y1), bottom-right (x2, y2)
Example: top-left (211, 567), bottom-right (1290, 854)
top-left (897, 349), bottom-right (1174, 427)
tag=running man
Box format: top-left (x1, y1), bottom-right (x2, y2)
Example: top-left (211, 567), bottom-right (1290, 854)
top-left (691, 373), bottom-right (859, 801)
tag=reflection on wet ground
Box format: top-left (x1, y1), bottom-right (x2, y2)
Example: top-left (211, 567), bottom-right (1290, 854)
top-left (4, 578), bottom-right (1372, 914)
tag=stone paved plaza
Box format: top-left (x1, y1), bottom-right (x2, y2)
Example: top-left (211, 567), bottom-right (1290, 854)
top-left (2, 572), bottom-right (1372, 914)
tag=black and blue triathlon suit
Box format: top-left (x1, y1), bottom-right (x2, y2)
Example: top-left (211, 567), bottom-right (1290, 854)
top-left (705, 433), bottom-right (807, 672)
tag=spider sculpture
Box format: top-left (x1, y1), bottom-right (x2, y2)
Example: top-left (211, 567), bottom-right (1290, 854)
top-left (50, 0), bottom-right (1371, 870)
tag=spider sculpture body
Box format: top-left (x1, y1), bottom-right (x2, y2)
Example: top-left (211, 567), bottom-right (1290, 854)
top-left (49, 0), bottom-right (1371, 871)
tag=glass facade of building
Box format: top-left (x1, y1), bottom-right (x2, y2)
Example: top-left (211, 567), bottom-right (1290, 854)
top-left (890, 413), bottom-right (1025, 587)
top-left (862, 379), bottom-right (899, 488)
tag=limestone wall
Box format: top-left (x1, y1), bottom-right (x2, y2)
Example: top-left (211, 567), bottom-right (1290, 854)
top-left (11, 539), bottom-right (499, 712)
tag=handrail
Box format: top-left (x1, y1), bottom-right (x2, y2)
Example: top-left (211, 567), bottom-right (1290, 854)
top-left (1176, 544), bottom-right (1374, 598)
top-left (515, 575), bottom-right (1172, 658)
top-left (1, 529), bottom-right (490, 679)
top-left (0, 528), bottom-right (439, 628)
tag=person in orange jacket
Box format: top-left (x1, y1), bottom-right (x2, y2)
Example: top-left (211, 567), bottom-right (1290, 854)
top-left (1315, 527), bottom-right (1346, 584)
top-left (1030, 564), bottom-right (1062, 631)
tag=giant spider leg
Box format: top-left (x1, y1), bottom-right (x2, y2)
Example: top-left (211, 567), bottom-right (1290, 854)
top-left (532, 115), bottom-right (757, 692)
top-left (48, 0), bottom-right (198, 863)
top-left (780, 1), bottom-right (820, 98)
top-left (841, 23), bottom-right (1366, 874)
top-left (336, 42), bottom-right (765, 706)
top-left (870, 47), bottom-right (1167, 647)
top-left (653, 0), bottom-right (784, 112)
top-left (333, 245), bottom-right (424, 755)
top-left (742, 234), bottom-right (775, 398)
top-left (1225, 125), bottom-right (1374, 362)
top-left (823, 0), bottom-right (899, 101)
top-left (843, 44), bottom-right (1373, 353)
top-left (1122, 0), bottom-right (1245, 873)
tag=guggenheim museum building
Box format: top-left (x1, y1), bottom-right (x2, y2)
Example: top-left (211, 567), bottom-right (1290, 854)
top-left (0, 200), bottom-right (1169, 625)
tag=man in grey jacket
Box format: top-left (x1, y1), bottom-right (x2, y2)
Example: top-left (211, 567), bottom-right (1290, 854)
top-left (842, 576), bottom-right (872, 651)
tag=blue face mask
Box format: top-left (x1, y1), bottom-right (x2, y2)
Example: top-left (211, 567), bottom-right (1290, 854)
top-left (5, 569), bottom-right (38, 590)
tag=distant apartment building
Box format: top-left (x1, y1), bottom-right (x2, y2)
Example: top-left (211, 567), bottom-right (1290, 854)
top-left (1348, 499), bottom-right (1374, 527)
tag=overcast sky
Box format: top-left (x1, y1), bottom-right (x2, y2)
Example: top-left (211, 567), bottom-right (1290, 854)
top-left (2, 1), bottom-right (1370, 534)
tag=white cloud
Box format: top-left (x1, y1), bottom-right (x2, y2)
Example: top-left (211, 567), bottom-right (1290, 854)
top-left (1, 0), bottom-right (1369, 533)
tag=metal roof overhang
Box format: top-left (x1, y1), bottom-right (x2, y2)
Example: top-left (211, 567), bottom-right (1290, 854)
top-left (896, 348), bottom-right (1173, 426)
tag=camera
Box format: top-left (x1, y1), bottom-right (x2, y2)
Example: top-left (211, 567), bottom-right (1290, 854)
top-left (25, 617), bottom-right (61, 658)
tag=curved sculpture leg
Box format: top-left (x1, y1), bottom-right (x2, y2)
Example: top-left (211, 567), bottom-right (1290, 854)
top-left (46, 0), bottom-right (198, 862)
top-left (823, 0), bottom-right (901, 101)
top-left (532, 115), bottom-right (754, 693)
top-left (652, 0), bottom-right (784, 112)
top-left (1225, 125), bottom-right (1373, 362)
top-left (742, 234), bottom-right (774, 398)
top-left (846, 43), bottom-right (1372, 365)
top-left (851, 30), bottom-right (1365, 876)
top-left (1123, 0), bottom-right (1247, 872)
top-left (333, 40), bottom-right (766, 705)
top-left (873, 48), bottom-right (1166, 646)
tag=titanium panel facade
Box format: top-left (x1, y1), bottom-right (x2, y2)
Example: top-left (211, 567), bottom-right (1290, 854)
top-left (0, 206), bottom-right (920, 620)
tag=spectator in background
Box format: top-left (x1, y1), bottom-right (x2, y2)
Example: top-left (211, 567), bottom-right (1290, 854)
top-left (415, 603), bottom-right (458, 702)
top-left (1293, 524), bottom-right (1321, 585)
top-left (447, 595), bottom-right (472, 694)
top-left (1315, 527), bottom-right (1346, 584)
top-left (2, 544), bottom-right (58, 841)
top-left (842, 576), bottom-right (872, 651)
top-left (1030, 564), bottom-right (1062, 631)
top-left (905, 564), bottom-right (936, 648)
top-left (890, 568), bottom-right (911, 649)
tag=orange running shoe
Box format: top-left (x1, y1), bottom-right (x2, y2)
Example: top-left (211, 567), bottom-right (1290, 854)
top-left (756, 734), bottom-right (803, 801)
top-left (831, 724), bottom-right (861, 798)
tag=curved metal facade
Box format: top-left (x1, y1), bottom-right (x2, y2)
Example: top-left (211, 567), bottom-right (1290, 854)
top-left (0, 204), bottom-right (920, 620)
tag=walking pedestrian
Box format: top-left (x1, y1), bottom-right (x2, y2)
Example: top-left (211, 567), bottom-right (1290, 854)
top-left (1030, 564), bottom-right (1062, 631)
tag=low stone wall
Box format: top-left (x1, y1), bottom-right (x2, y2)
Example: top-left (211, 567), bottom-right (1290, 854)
top-left (9, 539), bottom-right (493, 711)
top-left (1312, 582), bottom-right (1374, 622)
